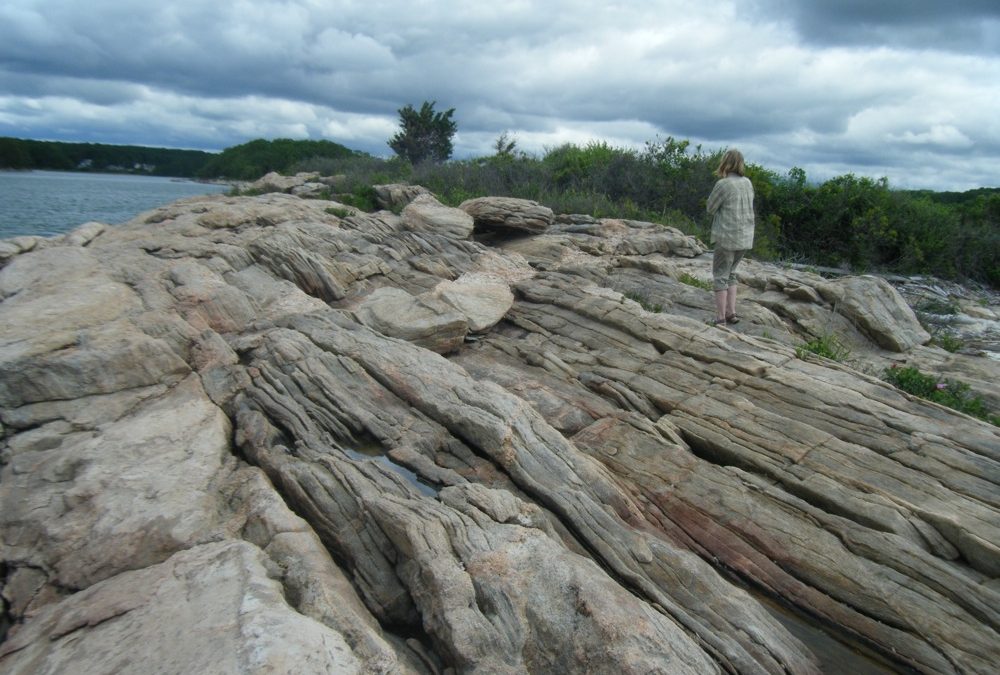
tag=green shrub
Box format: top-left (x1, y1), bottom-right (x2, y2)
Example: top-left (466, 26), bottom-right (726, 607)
top-left (624, 291), bottom-right (663, 313)
top-left (795, 333), bottom-right (852, 362)
top-left (325, 206), bottom-right (353, 218)
top-left (678, 272), bottom-right (712, 291)
top-left (883, 365), bottom-right (998, 425)
top-left (915, 298), bottom-right (960, 315)
top-left (931, 332), bottom-right (964, 353)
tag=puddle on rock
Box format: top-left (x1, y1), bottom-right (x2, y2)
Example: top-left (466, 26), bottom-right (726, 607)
top-left (748, 585), bottom-right (917, 675)
top-left (343, 446), bottom-right (439, 497)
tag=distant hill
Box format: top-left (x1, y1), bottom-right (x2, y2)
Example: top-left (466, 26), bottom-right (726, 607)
top-left (900, 186), bottom-right (1000, 205)
top-left (0, 136), bottom-right (368, 180)
top-left (0, 137), bottom-right (214, 177)
top-left (195, 138), bottom-right (367, 180)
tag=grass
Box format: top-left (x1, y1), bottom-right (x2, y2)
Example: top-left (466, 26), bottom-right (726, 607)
top-left (624, 290), bottom-right (663, 313)
top-left (931, 332), bottom-right (964, 353)
top-left (678, 272), bottom-right (713, 291)
top-left (795, 333), bottom-right (852, 362)
top-left (914, 298), bottom-right (960, 315)
top-left (325, 206), bottom-right (353, 219)
top-left (883, 365), bottom-right (999, 425)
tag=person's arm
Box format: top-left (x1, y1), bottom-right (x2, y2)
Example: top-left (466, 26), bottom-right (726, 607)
top-left (706, 180), bottom-right (726, 214)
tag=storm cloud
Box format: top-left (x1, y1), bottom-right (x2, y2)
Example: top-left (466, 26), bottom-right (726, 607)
top-left (1, 0), bottom-right (997, 190)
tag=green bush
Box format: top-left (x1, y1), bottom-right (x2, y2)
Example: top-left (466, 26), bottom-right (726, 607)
top-left (292, 136), bottom-right (998, 287)
top-left (624, 291), bottom-right (663, 313)
top-left (795, 333), bottom-right (852, 362)
top-left (883, 365), bottom-right (998, 425)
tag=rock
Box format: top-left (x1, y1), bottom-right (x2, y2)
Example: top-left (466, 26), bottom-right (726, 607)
top-left (2, 184), bottom-right (999, 675)
top-left (57, 220), bottom-right (106, 247)
top-left (401, 193), bottom-right (475, 239)
top-left (432, 273), bottom-right (514, 333)
top-left (372, 183), bottom-right (430, 211)
top-left (0, 236), bottom-right (42, 266)
top-left (0, 541), bottom-right (364, 674)
top-left (353, 286), bottom-right (468, 353)
top-left (818, 275), bottom-right (932, 352)
top-left (247, 171), bottom-right (321, 193)
top-left (460, 196), bottom-right (554, 234)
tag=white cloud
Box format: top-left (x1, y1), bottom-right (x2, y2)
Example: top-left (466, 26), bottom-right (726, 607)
top-left (0, 0), bottom-right (997, 190)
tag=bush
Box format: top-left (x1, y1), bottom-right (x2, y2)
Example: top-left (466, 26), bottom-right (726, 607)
top-left (883, 365), bottom-right (999, 425)
top-left (795, 333), bottom-right (852, 362)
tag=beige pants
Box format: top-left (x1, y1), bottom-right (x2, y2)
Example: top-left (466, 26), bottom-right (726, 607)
top-left (712, 248), bottom-right (747, 291)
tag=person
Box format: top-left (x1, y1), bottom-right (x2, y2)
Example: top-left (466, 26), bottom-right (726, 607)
top-left (706, 149), bottom-right (755, 326)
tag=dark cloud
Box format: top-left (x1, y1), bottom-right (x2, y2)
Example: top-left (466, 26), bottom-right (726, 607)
top-left (753, 0), bottom-right (1000, 53)
top-left (0, 1), bottom-right (997, 190)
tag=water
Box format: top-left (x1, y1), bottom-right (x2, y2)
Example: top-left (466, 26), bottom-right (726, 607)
top-left (0, 170), bottom-right (229, 240)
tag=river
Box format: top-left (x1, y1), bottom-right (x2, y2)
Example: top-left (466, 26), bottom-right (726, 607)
top-left (0, 170), bottom-right (229, 240)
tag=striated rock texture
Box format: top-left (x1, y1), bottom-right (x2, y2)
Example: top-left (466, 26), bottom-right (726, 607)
top-left (1, 182), bottom-right (998, 675)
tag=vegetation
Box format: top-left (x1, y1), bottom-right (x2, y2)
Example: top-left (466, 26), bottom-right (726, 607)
top-left (388, 101), bottom-right (457, 165)
top-left (4, 125), bottom-right (997, 288)
top-left (297, 138), bottom-right (998, 288)
top-left (0, 136), bottom-right (212, 176)
top-left (624, 291), bottom-right (663, 313)
top-left (678, 272), bottom-right (713, 291)
top-left (883, 365), bottom-right (999, 425)
top-left (196, 138), bottom-right (362, 180)
top-left (795, 333), bottom-right (852, 362)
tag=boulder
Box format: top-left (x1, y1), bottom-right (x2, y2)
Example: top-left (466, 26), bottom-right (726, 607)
top-left (431, 273), bottom-right (514, 333)
top-left (401, 193), bottom-right (475, 239)
top-left (353, 286), bottom-right (468, 353)
top-left (246, 171), bottom-right (321, 193)
top-left (818, 275), bottom-right (932, 351)
top-left (372, 183), bottom-right (430, 211)
top-left (459, 196), bottom-right (554, 234)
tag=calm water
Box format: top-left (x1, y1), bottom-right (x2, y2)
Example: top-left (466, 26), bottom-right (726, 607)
top-left (0, 170), bottom-right (229, 240)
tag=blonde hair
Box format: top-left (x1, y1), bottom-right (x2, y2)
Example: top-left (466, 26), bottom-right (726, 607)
top-left (716, 149), bottom-right (746, 177)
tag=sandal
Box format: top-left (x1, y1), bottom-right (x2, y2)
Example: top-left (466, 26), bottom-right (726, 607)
top-left (709, 318), bottom-right (727, 327)
top-left (725, 314), bottom-right (741, 324)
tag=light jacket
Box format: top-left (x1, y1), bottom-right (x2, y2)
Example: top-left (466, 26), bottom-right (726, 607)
top-left (707, 175), bottom-right (755, 250)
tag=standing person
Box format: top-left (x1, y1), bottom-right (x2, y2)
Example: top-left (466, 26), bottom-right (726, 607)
top-left (706, 149), bottom-right (755, 326)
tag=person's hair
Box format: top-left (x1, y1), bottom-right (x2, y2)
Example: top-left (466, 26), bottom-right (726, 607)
top-left (716, 149), bottom-right (746, 177)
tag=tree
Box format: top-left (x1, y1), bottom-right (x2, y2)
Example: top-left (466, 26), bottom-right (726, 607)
top-left (388, 101), bottom-right (457, 165)
top-left (493, 131), bottom-right (517, 157)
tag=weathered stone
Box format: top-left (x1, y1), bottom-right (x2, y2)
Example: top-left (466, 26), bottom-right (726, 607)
top-left (353, 286), bottom-right (468, 353)
top-left (0, 541), bottom-right (364, 674)
top-left (247, 171), bottom-right (320, 193)
top-left (372, 183), bottom-right (430, 211)
top-left (401, 193), bottom-right (475, 239)
top-left (2, 182), bottom-right (998, 675)
top-left (56, 220), bottom-right (106, 247)
top-left (818, 275), bottom-right (932, 351)
top-left (432, 273), bottom-right (514, 332)
top-left (460, 196), bottom-right (554, 233)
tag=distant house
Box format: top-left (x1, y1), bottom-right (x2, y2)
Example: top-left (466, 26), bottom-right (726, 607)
top-left (77, 159), bottom-right (93, 169)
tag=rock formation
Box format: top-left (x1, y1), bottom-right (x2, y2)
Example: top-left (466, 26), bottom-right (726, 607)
top-left (1, 179), bottom-right (998, 674)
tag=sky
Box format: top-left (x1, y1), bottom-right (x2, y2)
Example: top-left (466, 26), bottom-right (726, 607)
top-left (1, 0), bottom-right (998, 191)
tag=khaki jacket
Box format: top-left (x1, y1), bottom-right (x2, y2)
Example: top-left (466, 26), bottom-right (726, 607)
top-left (707, 175), bottom-right (755, 250)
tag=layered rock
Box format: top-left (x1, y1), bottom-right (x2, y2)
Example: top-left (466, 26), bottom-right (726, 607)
top-left (2, 183), bottom-right (998, 674)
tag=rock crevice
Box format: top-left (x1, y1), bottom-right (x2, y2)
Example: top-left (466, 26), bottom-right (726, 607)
top-left (2, 183), bottom-right (998, 674)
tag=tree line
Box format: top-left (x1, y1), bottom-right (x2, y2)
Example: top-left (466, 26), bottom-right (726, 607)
top-left (0, 137), bottom-right (213, 176)
top-left (3, 101), bottom-right (997, 286)
top-left (295, 126), bottom-right (999, 287)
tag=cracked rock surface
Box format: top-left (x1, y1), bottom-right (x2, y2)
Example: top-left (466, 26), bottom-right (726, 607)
top-left (2, 186), bottom-right (998, 674)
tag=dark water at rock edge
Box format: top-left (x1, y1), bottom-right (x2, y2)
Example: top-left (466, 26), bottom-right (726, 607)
top-left (0, 170), bottom-right (229, 240)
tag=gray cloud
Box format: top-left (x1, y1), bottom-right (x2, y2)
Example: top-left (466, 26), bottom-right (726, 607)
top-left (751, 0), bottom-right (1000, 53)
top-left (1, 1), bottom-right (997, 190)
